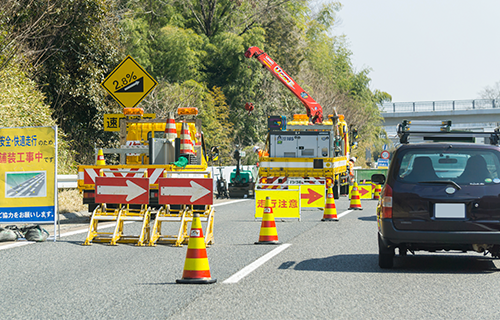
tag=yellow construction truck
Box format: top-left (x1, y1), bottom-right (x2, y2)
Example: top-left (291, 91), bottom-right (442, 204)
top-left (77, 108), bottom-right (209, 212)
top-left (245, 47), bottom-right (351, 198)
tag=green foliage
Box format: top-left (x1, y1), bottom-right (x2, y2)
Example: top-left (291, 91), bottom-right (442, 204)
top-left (150, 25), bottom-right (205, 82)
top-left (31, 0), bottom-right (124, 164)
top-left (2, 0), bottom-right (391, 172)
top-left (0, 61), bottom-right (76, 173)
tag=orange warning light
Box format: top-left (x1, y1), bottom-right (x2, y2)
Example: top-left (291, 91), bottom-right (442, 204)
top-left (177, 107), bottom-right (199, 116)
top-left (123, 108), bottom-right (144, 116)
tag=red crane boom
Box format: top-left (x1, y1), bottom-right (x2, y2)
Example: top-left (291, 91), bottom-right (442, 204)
top-left (244, 46), bottom-right (323, 124)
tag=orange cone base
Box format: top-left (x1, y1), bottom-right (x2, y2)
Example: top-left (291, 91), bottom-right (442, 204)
top-left (176, 277), bottom-right (217, 284)
top-left (255, 240), bottom-right (281, 245)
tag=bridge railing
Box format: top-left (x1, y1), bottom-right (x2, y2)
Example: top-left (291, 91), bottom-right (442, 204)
top-left (381, 99), bottom-right (498, 113)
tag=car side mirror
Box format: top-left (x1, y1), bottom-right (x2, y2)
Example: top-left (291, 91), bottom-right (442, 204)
top-left (371, 174), bottom-right (386, 185)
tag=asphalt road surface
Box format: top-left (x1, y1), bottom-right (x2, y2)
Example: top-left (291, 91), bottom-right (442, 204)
top-left (1, 197), bottom-right (500, 319)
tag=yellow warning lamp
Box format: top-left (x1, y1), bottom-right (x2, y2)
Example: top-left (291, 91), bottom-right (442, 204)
top-left (123, 107), bottom-right (144, 116)
top-left (293, 114), bottom-right (308, 121)
top-left (177, 107), bottom-right (199, 116)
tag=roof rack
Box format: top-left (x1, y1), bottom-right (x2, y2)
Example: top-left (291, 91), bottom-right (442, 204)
top-left (397, 120), bottom-right (500, 145)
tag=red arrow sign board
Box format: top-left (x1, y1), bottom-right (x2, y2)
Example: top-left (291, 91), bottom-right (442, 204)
top-left (158, 178), bottom-right (213, 205)
top-left (300, 188), bottom-right (323, 204)
top-left (95, 177), bottom-right (149, 204)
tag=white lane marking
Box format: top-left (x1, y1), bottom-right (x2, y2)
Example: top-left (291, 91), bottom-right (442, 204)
top-left (213, 199), bottom-right (249, 207)
top-left (337, 209), bottom-right (353, 219)
top-left (223, 243), bottom-right (292, 284)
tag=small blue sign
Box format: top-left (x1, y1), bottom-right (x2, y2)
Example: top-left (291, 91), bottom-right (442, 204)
top-left (0, 206), bottom-right (55, 223)
top-left (377, 158), bottom-right (390, 168)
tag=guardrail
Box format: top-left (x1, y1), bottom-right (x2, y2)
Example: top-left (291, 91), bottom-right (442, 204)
top-left (381, 99), bottom-right (498, 113)
top-left (57, 175), bottom-right (77, 189)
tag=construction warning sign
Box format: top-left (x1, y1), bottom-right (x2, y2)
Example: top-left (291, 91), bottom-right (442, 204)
top-left (299, 185), bottom-right (325, 208)
top-left (101, 56), bottom-right (158, 108)
top-left (255, 189), bottom-right (300, 219)
top-left (0, 126), bottom-right (57, 223)
top-left (349, 183), bottom-right (373, 200)
top-left (103, 113), bottom-right (156, 131)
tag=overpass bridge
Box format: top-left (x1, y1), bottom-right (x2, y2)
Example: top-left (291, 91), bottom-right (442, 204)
top-left (381, 99), bottom-right (500, 137)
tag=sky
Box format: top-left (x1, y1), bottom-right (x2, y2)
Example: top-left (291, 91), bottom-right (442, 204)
top-left (329, 0), bottom-right (500, 103)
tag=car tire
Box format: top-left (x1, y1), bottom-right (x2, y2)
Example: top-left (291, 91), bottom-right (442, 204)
top-left (378, 234), bottom-right (394, 269)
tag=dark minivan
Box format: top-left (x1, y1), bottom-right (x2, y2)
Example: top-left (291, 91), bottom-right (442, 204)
top-left (373, 143), bottom-right (500, 268)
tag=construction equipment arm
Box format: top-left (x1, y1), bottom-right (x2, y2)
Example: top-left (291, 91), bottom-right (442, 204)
top-left (244, 46), bottom-right (324, 124)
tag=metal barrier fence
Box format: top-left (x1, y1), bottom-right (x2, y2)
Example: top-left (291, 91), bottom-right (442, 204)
top-left (381, 99), bottom-right (498, 113)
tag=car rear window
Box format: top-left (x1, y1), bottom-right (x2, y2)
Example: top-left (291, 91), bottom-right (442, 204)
top-left (397, 148), bottom-right (500, 185)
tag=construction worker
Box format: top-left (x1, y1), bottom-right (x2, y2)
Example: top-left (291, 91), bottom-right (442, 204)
top-left (349, 157), bottom-right (356, 185)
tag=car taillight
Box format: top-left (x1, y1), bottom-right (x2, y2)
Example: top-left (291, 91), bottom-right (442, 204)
top-left (381, 184), bottom-right (393, 219)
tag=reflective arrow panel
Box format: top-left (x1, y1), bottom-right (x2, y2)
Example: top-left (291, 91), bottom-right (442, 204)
top-left (95, 177), bottom-right (149, 204)
top-left (158, 178), bottom-right (213, 205)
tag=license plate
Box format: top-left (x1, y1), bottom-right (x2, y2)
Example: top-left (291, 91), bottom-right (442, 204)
top-left (435, 203), bottom-right (465, 219)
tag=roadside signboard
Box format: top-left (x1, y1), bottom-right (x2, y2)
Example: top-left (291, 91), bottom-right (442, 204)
top-left (95, 177), bottom-right (149, 204)
top-left (255, 188), bottom-right (300, 219)
top-left (0, 126), bottom-right (57, 225)
top-left (101, 56), bottom-right (158, 108)
top-left (103, 113), bottom-right (156, 131)
top-left (158, 178), bottom-right (213, 205)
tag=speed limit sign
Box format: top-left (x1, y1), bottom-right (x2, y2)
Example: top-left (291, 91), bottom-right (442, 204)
top-left (381, 150), bottom-right (390, 160)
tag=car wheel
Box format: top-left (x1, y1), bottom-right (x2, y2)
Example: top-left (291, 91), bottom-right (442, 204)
top-left (378, 234), bottom-right (394, 269)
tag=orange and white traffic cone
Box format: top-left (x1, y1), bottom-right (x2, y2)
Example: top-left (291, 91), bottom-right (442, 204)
top-left (176, 213), bottom-right (216, 284)
top-left (96, 148), bottom-right (106, 165)
top-left (179, 122), bottom-right (194, 155)
top-left (373, 184), bottom-right (382, 200)
top-left (255, 197), bottom-right (280, 245)
top-left (322, 186), bottom-right (338, 221)
top-left (165, 112), bottom-right (177, 141)
top-left (349, 181), bottom-right (363, 210)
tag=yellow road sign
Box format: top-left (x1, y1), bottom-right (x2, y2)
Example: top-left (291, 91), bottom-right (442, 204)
top-left (349, 183), bottom-right (373, 199)
top-left (255, 189), bottom-right (300, 219)
top-left (101, 56), bottom-right (158, 108)
top-left (103, 113), bottom-right (156, 131)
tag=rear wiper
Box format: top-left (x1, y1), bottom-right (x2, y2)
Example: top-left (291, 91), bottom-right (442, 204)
top-left (418, 180), bottom-right (461, 190)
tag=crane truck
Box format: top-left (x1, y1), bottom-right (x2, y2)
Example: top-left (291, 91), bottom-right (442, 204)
top-left (244, 46), bottom-right (351, 198)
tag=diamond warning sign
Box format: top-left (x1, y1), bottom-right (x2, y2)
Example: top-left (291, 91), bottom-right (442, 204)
top-left (101, 56), bottom-right (158, 108)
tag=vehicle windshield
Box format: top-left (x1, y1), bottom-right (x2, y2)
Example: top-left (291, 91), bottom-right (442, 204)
top-left (397, 148), bottom-right (500, 185)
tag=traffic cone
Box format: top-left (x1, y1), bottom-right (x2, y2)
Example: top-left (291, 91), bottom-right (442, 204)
top-left (322, 186), bottom-right (338, 221)
top-left (179, 122), bottom-right (194, 155)
top-left (164, 112), bottom-right (177, 141)
top-left (176, 212), bottom-right (216, 284)
top-left (349, 181), bottom-right (363, 210)
top-left (96, 148), bottom-right (106, 165)
top-left (373, 184), bottom-right (382, 200)
top-left (255, 197), bottom-right (280, 245)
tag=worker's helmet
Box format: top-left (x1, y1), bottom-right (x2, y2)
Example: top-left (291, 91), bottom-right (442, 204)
top-left (350, 157), bottom-right (356, 163)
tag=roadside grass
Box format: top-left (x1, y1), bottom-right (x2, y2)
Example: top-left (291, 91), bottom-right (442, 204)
top-left (58, 189), bottom-right (86, 213)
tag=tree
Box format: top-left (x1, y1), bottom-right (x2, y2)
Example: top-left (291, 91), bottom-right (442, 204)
top-left (29, 0), bottom-right (124, 164)
top-left (479, 81), bottom-right (500, 101)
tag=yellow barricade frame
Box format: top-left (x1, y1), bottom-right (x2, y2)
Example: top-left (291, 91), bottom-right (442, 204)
top-left (82, 168), bottom-right (151, 246)
top-left (149, 204), bottom-right (214, 247)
